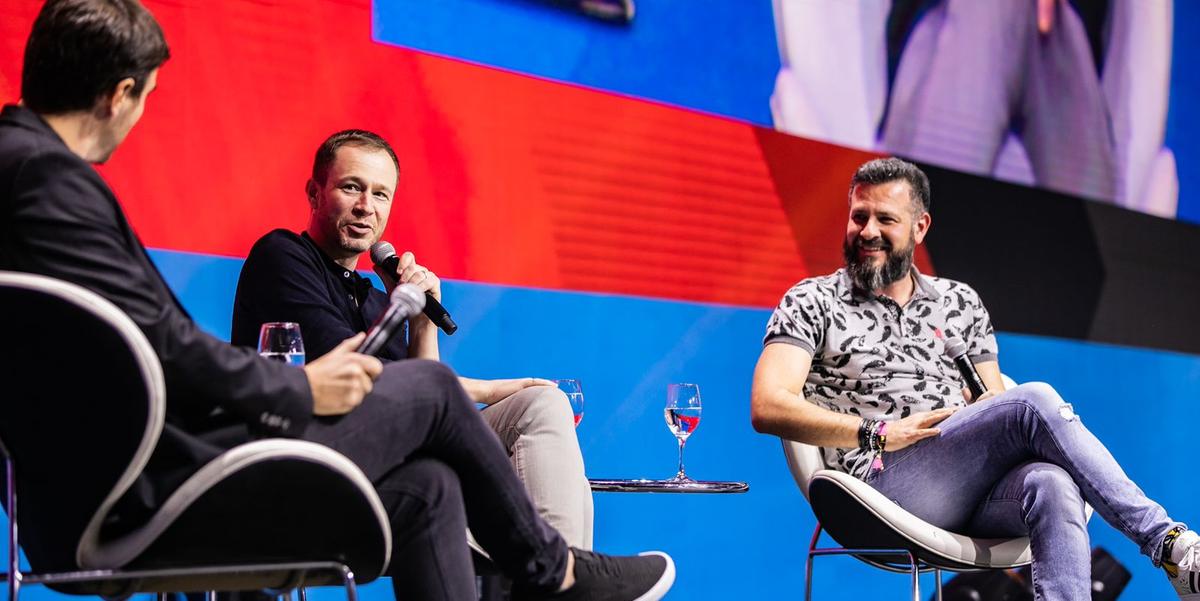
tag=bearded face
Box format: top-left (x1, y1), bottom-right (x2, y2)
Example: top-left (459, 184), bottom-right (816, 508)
top-left (843, 229), bottom-right (916, 292)
top-left (842, 181), bottom-right (928, 293)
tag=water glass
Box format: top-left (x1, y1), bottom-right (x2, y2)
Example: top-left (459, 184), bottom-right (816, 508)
top-left (258, 322), bottom-right (305, 366)
top-left (555, 379), bottom-right (585, 427)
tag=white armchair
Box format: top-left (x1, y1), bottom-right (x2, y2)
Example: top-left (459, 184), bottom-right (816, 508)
top-left (781, 375), bottom-right (1090, 601)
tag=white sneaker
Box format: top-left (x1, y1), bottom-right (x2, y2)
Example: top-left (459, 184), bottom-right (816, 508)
top-left (1166, 533), bottom-right (1200, 599)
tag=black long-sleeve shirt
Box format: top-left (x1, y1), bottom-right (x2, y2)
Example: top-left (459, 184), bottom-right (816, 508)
top-left (230, 229), bottom-right (408, 362)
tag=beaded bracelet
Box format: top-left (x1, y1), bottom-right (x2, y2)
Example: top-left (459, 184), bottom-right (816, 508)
top-left (859, 419), bottom-right (889, 453)
top-left (857, 418), bottom-right (879, 451)
top-left (868, 421), bottom-right (889, 471)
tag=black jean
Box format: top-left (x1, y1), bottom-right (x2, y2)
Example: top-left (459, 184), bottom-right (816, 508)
top-left (302, 359), bottom-right (567, 600)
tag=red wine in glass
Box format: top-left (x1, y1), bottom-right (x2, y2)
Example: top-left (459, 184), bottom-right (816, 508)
top-left (665, 383), bottom-right (702, 482)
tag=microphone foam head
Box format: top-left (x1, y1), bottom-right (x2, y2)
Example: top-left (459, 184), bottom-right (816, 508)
top-left (391, 283), bottom-right (427, 314)
top-left (944, 336), bottom-right (968, 358)
top-left (369, 241), bottom-right (395, 266)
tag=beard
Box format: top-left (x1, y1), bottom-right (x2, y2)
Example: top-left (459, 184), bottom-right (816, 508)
top-left (843, 235), bottom-right (915, 292)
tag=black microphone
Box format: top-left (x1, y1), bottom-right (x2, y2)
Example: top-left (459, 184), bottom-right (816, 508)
top-left (358, 284), bottom-right (426, 356)
top-left (945, 336), bottom-right (987, 401)
top-left (369, 241), bottom-right (458, 335)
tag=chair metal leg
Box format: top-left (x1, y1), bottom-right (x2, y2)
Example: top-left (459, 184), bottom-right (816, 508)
top-left (297, 588), bottom-right (307, 601)
top-left (156, 593), bottom-right (169, 601)
top-left (339, 566), bottom-right (357, 601)
top-left (5, 450), bottom-right (21, 601)
top-left (934, 568), bottom-right (943, 601)
top-left (5, 568), bottom-right (17, 601)
top-left (804, 554), bottom-right (815, 601)
top-left (205, 592), bottom-right (216, 601)
top-left (907, 552), bottom-right (920, 601)
top-left (804, 524), bottom-right (821, 601)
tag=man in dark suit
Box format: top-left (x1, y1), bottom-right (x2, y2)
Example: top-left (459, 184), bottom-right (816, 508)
top-left (0, 2), bottom-right (674, 600)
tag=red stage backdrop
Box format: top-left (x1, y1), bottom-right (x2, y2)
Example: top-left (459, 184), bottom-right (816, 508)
top-left (0, 0), bottom-right (927, 308)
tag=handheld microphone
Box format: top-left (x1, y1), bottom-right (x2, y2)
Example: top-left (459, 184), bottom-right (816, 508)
top-left (369, 241), bottom-right (458, 335)
top-left (944, 336), bottom-right (987, 401)
top-left (357, 284), bottom-right (426, 356)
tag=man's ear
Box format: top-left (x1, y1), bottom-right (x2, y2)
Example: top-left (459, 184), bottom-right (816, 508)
top-left (305, 179), bottom-right (320, 209)
top-left (100, 77), bottom-right (138, 118)
top-left (913, 211), bottom-right (932, 245)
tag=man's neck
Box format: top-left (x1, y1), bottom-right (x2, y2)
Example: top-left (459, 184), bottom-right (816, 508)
top-left (40, 109), bottom-right (107, 163)
top-left (331, 254), bottom-right (359, 271)
top-left (873, 270), bottom-right (917, 306)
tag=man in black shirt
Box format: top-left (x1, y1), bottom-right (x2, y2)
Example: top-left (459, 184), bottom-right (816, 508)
top-left (230, 130), bottom-right (593, 549)
top-left (0, 1), bottom-right (669, 599)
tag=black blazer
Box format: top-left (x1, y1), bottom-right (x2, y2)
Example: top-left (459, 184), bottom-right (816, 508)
top-left (0, 104), bottom-right (313, 532)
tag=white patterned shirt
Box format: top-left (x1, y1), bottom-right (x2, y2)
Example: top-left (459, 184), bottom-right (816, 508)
top-left (764, 268), bottom-right (998, 478)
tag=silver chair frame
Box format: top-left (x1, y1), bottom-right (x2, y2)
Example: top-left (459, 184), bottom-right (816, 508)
top-left (804, 522), bottom-right (944, 601)
top-left (1, 439), bottom-right (358, 601)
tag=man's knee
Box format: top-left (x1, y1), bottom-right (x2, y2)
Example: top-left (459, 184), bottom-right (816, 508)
top-left (515, 386), bottom-right (573, 427)
top-left (378, 359), bottom-right (473, 412)
top-left (1022, 463), bottom-right (1086, 520)
top-left (486, 385), bottom-right (575, 437)
top-left (1011, 382), bottom-right (1075, 421)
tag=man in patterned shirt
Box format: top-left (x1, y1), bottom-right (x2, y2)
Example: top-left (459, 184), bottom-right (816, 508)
top-left (750, 158), bottom-right (1199, 599)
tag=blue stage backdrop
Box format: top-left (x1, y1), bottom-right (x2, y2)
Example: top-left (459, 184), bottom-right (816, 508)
top-left (2, 2), bottom-right (1199, 600)
top-left (5, 249), bottom-right (1194, 600)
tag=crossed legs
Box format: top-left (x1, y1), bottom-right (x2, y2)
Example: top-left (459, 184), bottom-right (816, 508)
top-left (868, 383), bottom-right (1182, 599)
top-left (302, 360), bottom-right (567, 600)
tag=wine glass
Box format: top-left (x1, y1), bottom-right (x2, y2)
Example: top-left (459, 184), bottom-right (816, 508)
top-left (555, 379), bottom-right (585, 427)
top-left (258, 322), bottom-right (305, 366)
top-left (664, 383), bottom-right (702, 482)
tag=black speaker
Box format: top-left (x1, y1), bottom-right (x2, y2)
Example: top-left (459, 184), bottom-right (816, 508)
top-left (1089, 547), bottom-right (1133, 601)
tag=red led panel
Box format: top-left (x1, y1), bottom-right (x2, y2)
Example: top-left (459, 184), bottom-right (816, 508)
top-left (0, 0), bottom-right (931, 308)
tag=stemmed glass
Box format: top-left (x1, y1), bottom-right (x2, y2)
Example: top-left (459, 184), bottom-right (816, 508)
top-left (555, 379), bottom-right (585, 427)
top-left (258, 322), bottom-right (305, 366)
top-left (664, 383), bottom-right (702, 482)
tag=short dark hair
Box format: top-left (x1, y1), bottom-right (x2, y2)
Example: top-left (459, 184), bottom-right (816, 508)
top-left (22, 0), bottom-right (169, 115)
top-left (849, 157), bottom-right (931, 214)
top-left (311, 129), bottom-right (401, 185)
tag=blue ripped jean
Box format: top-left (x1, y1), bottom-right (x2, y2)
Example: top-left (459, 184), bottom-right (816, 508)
top-left (867, 382), bottom-right (1181, 601)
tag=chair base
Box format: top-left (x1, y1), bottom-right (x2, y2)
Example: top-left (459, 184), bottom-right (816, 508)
top-left (2, 561), bottom-right (359, 601)
top-left (805, 524), bottom-right (944, 601)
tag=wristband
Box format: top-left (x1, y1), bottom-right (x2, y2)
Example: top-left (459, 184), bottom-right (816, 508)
top-left (857, 418), bottom-right (879, 451)
top-left (869, 420), bottom-right (889, 471)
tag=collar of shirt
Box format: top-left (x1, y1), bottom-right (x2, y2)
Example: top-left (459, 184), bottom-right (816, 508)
top-left (837, 265), bottom-right (942, 305)
top-left (299, 231), bottom-right (374, 307)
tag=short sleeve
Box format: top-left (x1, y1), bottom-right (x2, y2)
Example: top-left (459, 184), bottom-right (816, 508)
top-left (962, 285), bottom-right (998, 362)
top-left (763, 282), bottom-right (825, 355)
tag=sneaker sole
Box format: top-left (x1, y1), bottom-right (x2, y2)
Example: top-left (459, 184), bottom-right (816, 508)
top-left (632, 551), bottom-right (675, 601)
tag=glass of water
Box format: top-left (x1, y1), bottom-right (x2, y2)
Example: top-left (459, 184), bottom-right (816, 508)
top-left (258, 322), bottom-right (305, 366)
top-left (554, 379), bottom-right (585, 427)
top-left (665, 383), bottom-right (702, 482)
